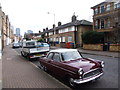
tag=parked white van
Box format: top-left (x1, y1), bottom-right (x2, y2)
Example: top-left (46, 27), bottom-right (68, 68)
top-left (21, 40), bottom-right (50, 61)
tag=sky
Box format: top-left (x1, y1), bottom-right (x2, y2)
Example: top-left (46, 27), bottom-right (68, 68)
top-left (0, 0), bottom-right (105, 36)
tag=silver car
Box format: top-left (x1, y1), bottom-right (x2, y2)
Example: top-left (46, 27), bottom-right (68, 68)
top-left (12, 42), bottom-right (20, 48)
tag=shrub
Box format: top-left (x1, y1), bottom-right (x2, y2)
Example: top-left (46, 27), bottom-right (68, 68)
top-left (82, 31), bottom-right (104, 44)
top-left (37, 39), bottom-right (44, 42)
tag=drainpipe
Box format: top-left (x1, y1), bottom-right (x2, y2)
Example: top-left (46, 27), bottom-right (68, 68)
top-left (74, 26), bottom-right (77, 48)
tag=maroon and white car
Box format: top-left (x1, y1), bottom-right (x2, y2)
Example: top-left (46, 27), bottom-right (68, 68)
top-left (39, 49), bottom-right (104, 87)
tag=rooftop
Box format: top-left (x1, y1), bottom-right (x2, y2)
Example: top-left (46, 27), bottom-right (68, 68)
top-left (44, 20), bottom-right (92, 33)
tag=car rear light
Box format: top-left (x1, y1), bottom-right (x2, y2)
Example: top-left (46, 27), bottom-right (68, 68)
top-left (29, 55), bottom-right (33, 58)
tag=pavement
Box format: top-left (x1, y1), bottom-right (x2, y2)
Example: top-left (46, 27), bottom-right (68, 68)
top-left (50, 46), bottom-right (120, 58)
top-left (2, 46), bottom-right (71, 89)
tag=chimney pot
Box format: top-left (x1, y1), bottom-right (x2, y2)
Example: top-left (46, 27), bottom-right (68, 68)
top-left (58, 22), bottom-right (62, 26)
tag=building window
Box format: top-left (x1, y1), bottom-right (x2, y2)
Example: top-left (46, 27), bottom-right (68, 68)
top-left (56, 37), bottom-right (59, 42)
top-left (101, 20), bottom-right (104, 29)
top-left (62, 37), bottom-right (66, 42)
top-left (68, 36), bottom-right (72, 42)
top-left (107, 19), bottom-right (110, 28)
top-left (50, 38), bottom-right (53, 42)
top-left (106, 4), bottom-right (110, 11)
top-left (49, 32), bottom-right (53, 36)
top-left (114, 2), bottom-right (120, 9)
top-left (100, 5), bottom-right (105, 13)
top-left (53, 38), bottom-right (56, 42)
top-left (45, 33), bottom-right (47, 36)
top-left (59, 37), bottom-right (62, 42)
top-left (94, 8), bottom-right (98, 14)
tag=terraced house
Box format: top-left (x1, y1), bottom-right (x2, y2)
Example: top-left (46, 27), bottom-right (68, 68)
top-left (91, 1), bottom-right (120, 44)
top-left (43, 15), bottom-right (92, 48)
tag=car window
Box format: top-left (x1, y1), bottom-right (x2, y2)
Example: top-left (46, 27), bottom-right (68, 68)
top-left (53, 53), bottom-right (61, 62)
top-left (47, 53), bottom-right (53, 59)
top-left (62, 51), bottom-right (82, 61)
top-left (26, 42), bottom-right (35, 46)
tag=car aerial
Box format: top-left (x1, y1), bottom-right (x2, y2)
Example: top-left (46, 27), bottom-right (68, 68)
top-left (39, 49), bottom-right (104, 87)
top-left (21, 40), bottom-right (50, 61)
top-left (12, 42), bottom-right (20, 48)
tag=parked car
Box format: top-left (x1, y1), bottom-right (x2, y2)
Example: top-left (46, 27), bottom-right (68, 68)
top-left (21, 40), bottom-right (50, 61)
top-left (39, 49), bottom-right (104, 87)
top-left (12, 42), bottom-right (20, 48)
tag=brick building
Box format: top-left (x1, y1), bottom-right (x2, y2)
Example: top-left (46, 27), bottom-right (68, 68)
top-left (43, 15), bottom-right (93, 48)
top-left (91, 1), bottom-right (120, 44)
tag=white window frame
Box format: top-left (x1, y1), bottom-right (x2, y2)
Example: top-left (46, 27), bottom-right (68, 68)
top-left (106, 4), bottom-right (110, 11)
top-left (59, 37), bottom-right (62, 42)
top-left (68, 36), bottom-right (72, 42)
top-left (62, 37), bottom-right (66, 42)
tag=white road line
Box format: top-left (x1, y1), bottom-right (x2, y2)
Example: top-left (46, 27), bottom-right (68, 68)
top-left (29, 62), bottom-right (39, 69)
top-left (0, 80), bottom-right (2, 83)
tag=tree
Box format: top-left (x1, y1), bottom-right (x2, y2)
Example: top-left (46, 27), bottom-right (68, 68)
top-left (37, 39), bottom-right (44, 42)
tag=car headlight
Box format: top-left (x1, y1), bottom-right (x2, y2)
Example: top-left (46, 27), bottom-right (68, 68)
top-left (78, 68), bottom-right (84, 75)
top-left (101, 61), bottom-right (104, 68)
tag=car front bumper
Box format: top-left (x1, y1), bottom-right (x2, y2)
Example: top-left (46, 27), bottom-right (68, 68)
top-left (73, 72), bottom-right (103, 84)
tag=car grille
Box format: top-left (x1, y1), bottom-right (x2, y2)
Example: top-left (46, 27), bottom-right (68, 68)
top-left (83, 68), bottom-right (102, 79)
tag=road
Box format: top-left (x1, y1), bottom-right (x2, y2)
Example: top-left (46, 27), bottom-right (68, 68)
top-left (15, 47), bottom-right (118, 89)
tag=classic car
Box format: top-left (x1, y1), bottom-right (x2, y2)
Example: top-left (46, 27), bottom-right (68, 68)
top-left (21, 40), bottom-right (50, 61)
top-left (39, 49), bottom-right (104, 87)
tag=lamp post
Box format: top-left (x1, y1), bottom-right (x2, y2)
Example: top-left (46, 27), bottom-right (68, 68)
top-left (47, 12), bottom-right (55, 25)
top-left (47, 12), bottom-right (56, 46)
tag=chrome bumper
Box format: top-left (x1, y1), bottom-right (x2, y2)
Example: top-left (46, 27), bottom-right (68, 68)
top-left (73, 73), bottom-right (103, 84)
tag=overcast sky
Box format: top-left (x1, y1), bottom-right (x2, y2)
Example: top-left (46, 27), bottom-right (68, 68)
top-left (0, 0), bottom-right (105, 36)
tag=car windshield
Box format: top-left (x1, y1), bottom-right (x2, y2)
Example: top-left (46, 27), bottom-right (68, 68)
top-left (37, 42), bottom-right (49, 47)
top-left (62, 51), bottom-right (82, 61)
top-left (26, 42), bottom-right (35, 46)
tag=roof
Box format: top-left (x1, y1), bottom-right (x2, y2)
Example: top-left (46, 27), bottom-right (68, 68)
top-left (91, 2), bottom-right (107, 9)
top-left (49, 49), bottom-right (78, 53)
top-left (45, 20), bottom-right (92, 33)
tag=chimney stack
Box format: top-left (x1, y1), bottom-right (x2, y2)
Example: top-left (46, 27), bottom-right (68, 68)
top-left (43, 29), bottom-right (45, 32)
top-left (53, 24), bottom-right (55, 28)
top-left (72, 15), bottom-right (77, 22)
top-left (46, 27), bottom-right (48, 31)
top-left (58, 22), bottom-right (62, 26)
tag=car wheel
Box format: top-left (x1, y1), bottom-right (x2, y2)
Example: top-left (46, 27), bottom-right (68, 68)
top-left (68, 77), bottom-right (77, 88)
top-left (43, 66), bottom-right (47, 72)
top-left (39, 62), bottom-right (43, 69)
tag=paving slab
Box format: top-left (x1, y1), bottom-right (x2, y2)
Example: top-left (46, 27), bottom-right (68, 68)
top-left (2, 46), bottom-right (70, 89)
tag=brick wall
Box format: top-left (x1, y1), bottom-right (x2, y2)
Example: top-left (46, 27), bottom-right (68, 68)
top-left (83, 44), bottom-right (103, 51)
top-left (83, 44), bottom-right (120, 52)
top-left (110, 44), bottom-right (120, 52)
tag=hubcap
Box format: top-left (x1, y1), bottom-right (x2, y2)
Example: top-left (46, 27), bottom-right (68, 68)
top-left (69, 78), bottom-right (75, 87)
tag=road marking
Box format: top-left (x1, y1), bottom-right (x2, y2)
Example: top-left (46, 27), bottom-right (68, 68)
top-left (0, 80), bottom-right (2, 83)
top-left (29, 62), bottom-right (39, 69)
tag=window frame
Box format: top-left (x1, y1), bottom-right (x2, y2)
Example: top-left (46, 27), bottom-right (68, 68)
top-left (47, 52), bottom-right (54, 59)
top-left (52, 52), bottom-right (62, 62)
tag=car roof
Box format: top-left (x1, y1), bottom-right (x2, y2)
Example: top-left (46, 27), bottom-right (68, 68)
top-left (49, 49), bottom-right (78, 53)
top-left (23, 40), bottom-right (37, 43)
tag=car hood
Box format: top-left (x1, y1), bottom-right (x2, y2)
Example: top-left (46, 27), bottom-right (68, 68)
top-left (63, 58), bottom-right (100, 72)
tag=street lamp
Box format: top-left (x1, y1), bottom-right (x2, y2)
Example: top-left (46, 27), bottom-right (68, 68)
top-left (47, 12), bottom-right (55, 25)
